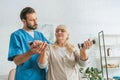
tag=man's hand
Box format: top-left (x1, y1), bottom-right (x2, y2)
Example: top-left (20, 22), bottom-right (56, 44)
top-left (29, 40), bottom-right (48, 55)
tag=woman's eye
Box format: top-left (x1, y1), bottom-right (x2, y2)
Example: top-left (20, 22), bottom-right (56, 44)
top-left (56, 30), bottom-right (59, 33)
top-left (61, 30), bottom-right (65, 32)
top-left (56, 29), bottom-right (66, 33)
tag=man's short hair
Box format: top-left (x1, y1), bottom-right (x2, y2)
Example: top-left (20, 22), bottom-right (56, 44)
top-left (20, 7), bottom-right (35, 20)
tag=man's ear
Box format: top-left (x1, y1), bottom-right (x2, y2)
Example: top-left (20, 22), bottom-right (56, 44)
top-left (21, 19), bottom-right (26, 24)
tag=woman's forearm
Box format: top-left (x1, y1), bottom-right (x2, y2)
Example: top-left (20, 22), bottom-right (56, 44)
top-left (38, 51), bottom-right (48, 69)
top-left (38, 51), bottom-right (48, 64)
top-left (80, 49), bottom-right (88, 61)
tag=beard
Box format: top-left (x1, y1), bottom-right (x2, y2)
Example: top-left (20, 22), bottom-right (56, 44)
top-left (27, 24), bottom-right (37, 30)
top-left (26, 22), bottom-right (38, 30)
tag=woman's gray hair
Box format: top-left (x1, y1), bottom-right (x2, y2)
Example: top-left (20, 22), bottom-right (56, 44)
top-left (53, 25), bottom-right (75, 53)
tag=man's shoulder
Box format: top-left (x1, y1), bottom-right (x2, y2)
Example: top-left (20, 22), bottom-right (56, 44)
top-left (11, 29), bottom-right (24, 36)
top-left (34, 30), bottom-right (45, 37)
top-left (34, 30), bottom-right (43, 34)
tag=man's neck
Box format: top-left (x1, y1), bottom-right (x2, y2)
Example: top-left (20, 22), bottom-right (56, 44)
top-left (23, 26), bottom-right (33, 32)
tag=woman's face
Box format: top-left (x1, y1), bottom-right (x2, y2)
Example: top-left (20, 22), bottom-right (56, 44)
top-left (55, 28), bottom-right (68, 43)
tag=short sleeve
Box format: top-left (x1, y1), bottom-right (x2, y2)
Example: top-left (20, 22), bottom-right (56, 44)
top-left (37, 32), bottom-right (51, 44)
top-left (8, 33), bottom-right (23, 61)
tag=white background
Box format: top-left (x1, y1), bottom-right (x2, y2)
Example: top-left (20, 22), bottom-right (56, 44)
top-left (1, 0), bottom-right (120, 77)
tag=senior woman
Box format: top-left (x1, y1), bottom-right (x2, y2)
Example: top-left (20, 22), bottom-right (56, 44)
top-left (38, 25), bottom-right (92, 80)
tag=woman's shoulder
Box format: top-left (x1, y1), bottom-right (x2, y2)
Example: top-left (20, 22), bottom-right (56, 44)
top-left (47, 44), bottom-right (56, 50)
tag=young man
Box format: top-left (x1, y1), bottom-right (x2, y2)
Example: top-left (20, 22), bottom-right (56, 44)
top-left (8, 7), bottom-right (50, 80)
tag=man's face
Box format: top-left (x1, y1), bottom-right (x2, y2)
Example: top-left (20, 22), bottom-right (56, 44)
top-left (25, 13), bottom-right (38, 30)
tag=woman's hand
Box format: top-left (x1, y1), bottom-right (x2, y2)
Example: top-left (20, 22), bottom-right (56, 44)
top-left (80, 39), bottom-right (92, 61)
top-left (82, 39), bottom-right (92, 50)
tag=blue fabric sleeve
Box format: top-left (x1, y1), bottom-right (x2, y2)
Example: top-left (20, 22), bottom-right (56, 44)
top-left (8, 33), bottom-right (23, 61)
top-left (40, 33), bottom-right (52, 44)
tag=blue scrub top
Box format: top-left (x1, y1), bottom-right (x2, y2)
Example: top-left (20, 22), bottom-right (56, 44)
top-left (8, 29), bottom-right (50, 80)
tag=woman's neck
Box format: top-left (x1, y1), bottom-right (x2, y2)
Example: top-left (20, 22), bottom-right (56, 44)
top-left (57, 41), bottom-right (66, 47)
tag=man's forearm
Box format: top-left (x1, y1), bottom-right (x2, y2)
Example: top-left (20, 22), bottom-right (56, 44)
top-left (13, 50), bottom-right (33, 65)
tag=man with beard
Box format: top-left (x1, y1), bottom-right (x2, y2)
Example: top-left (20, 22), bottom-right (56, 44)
top-left (8, 7), bottom-right (50, 80)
